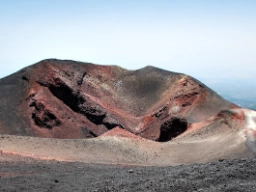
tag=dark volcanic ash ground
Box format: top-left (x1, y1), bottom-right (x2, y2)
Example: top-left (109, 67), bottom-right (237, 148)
top-left (0, 154), bottom-right (256, 192)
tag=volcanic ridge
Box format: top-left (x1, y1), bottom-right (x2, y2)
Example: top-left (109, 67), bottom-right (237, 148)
top-left (0, 59), bottom-right (256, 165)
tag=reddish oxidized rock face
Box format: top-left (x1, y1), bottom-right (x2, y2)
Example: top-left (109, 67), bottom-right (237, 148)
top-left (0, 59), bottom-right (237, 141)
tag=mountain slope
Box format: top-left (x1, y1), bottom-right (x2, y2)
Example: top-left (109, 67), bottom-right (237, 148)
top-left (0, 59), bottom-right (237, 140)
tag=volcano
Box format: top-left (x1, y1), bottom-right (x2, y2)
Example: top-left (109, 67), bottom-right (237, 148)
top-left (0, 59), bottom-right (255, 165)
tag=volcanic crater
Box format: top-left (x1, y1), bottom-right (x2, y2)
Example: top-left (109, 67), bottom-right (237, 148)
top-left (0, 59), bottom-right (256, 165)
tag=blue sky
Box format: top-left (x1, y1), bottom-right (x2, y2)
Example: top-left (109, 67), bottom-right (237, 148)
top-left (0, 0), bottom-right (256, 83)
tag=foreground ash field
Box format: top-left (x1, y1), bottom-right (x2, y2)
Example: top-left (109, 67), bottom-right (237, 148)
top-left (0, 59), bottom-right (256, 191)
top-left (1, 154), bottom-right (256, 191)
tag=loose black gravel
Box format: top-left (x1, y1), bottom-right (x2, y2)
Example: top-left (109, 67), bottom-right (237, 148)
top-left (0, 155), bottom-right (256, 192)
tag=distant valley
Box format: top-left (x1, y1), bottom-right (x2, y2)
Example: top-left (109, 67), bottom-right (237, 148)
top-left (197, 76), bottom-right (256, 110)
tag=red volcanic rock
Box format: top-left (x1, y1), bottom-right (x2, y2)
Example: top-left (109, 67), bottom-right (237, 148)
top-left (0, 59), bottom-right (237, 141)
top-left (178, 109), bottom-right (247, 141)
top-left (101, 127), bottom-right (143, 139)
